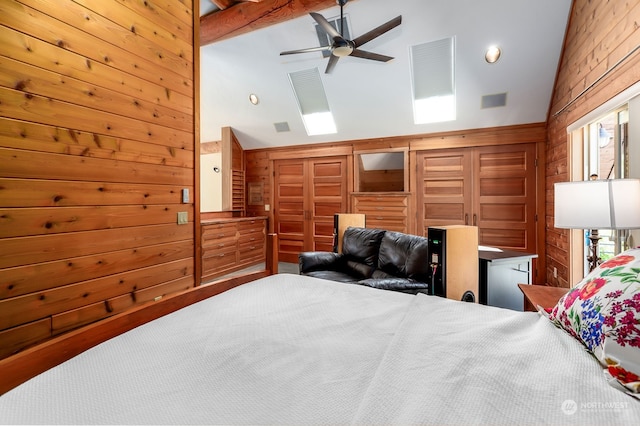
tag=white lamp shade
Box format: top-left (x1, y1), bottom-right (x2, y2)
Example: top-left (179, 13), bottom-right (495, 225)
top-left (554, 179), bottom-right (640, 230)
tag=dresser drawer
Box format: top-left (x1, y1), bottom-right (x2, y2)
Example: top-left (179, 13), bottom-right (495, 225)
top-left (238, 242), bottom-right (265, 262)
top-left (353, 205), bottom-right (407, 217)
top-left (364, 217), bottom-right (408, 233)
top-left (202, 222), bottom-right (237, 240)
top-left (203, 252), bottom-right (237, 273)
top-left (352, 195), bottom-right (408, 208)
top-left (238, 230), bottom-right (264, 245)
top-left (237, 219), bottom-right (265, 234)
top-left (201, 234), bottom-right (237, 251)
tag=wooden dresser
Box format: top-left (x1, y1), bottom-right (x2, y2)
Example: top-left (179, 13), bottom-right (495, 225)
top-left (351, 193), bottom-right (410, 233)
top-left (201, 217), bottom-right (267, 282)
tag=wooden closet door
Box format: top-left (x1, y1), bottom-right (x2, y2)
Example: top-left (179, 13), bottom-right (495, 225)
top-left (417, 144), bottom-right (537, 252)
top-left (309, 157), bottom-right (348, 253)
top-left (474, 144), bottom-right (537, 252)
top-left (274, 157), bottom-right (347, 263)
top-left (274, 159), bottom-right (307, 263)
top-left (417, 149), bottom-right (473, 236)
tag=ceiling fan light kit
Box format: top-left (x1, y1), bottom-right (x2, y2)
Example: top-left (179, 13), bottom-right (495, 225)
top-left (280, 0), bottom-right (402, 73)
top-left (485, 45), bottom-right (502, 63)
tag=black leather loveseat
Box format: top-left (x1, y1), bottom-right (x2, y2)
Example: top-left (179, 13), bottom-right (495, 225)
top-left (298, 227), bottom-right (431, 294)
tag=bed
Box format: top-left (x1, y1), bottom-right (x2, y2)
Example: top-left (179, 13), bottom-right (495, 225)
top-left (1, 258), bottom-right (640, 424)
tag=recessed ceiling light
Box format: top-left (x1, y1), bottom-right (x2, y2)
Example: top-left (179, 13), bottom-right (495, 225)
top-left (249, 93), bottom-right (259, 105)
top-left (485, 46), bottom-right (501, 63)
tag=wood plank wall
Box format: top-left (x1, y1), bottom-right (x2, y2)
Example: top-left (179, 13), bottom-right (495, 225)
top-left (546, 0), bottom-right (640, 287)
top-left (0, 0), bottom-right (197, 359)
top-left (245, 123), bottom-right (547, 237)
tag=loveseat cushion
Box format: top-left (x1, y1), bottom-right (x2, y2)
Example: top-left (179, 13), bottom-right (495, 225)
top-left (342, 260), bottom-right (375, 279)
top-left (378, 231), bottom-right (430, 281)
top-left (342, 227), bottom-right (386, 267)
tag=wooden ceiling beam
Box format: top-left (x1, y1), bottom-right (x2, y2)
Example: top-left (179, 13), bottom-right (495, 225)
top-left (201, 0), bottom-right (355, 46)
top-left (211, 0), bottom-right (262, 11)
top-left (210, 0), bottom-right (234, 10)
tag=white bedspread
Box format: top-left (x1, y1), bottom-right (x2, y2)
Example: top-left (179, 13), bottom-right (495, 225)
top-left (1, 274), bottom-right (639, 425)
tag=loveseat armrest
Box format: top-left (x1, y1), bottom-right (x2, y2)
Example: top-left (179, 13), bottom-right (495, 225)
top-left (298, 251), bottom-right (344, 274)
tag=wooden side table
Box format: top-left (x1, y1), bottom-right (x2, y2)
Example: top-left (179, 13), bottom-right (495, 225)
top-left (518, 284), bottom-right (570, 312)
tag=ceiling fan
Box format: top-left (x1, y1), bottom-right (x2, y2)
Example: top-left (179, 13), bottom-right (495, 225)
top-left (280, 0), bottom-right (402, 74)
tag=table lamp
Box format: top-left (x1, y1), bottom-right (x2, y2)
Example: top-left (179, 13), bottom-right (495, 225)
top-left (554, 179), bottom-right (640, 271)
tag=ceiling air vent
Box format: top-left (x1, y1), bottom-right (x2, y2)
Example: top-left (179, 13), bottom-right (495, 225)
top-left (315, 15), bottom-right (351, 58)
top-left (481, 93), bottom-right (507, 109)
top-left (274, 122), bottom-right (290, 132)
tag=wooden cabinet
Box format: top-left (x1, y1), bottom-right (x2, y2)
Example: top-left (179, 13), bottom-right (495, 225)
top-left (201, 217), bottom-right (266, 281)
top-left (417, 143), bottom-right (537, 253)
top-left (351, 193), bottom-right (410, 233)
top-left (273, 157), bottom-right (348, 263)
top-left (237, 219), bottom-right (266, 264)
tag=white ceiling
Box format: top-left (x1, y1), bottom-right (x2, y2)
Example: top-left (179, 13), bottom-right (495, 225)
top-left (199, 0), bottom-right (218, 16)
top-left (200, 0), bottom-right (572, 150)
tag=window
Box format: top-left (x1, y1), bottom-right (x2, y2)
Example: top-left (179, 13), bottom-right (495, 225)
top-left (354, 150), bottom-right (408, 193)
top-left (572, 107), bottom-right (630, 275)
top-left (583, 108), bottom-right (629, 264)
top-left (566, 83), bottom-right (640, 283)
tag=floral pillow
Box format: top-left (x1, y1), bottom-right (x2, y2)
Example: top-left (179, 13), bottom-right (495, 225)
top-left (549, 247), bottom-right (640, 395)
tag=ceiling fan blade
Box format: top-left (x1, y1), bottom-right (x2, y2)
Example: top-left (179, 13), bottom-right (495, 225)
top-left (352, 15), bottom-right (402, 48)
top-left (310, 12), bottom-right (342, 39)
top-left (325, 54), bottom-right (340, 74)
top-left (350, 49), bottom-right (394, 62)
top-left (280, 46), bottom-right (329, 56)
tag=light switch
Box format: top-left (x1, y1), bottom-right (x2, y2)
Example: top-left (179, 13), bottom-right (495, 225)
top-left (177, 211), bottom-right (188, 225)
top-left (181, 188), bottom-right (189, 203)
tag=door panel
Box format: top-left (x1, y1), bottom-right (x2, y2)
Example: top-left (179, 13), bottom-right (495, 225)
top-left (418, 150), bottom-right (472, 234)
top-left (309, 158), bottom-right (348, 253)
top-left (274, 159), bottom-right (306, 263)
top-left (474, 144), bottom-right (536, 251)
top-left (314, 182), bottom-right (344, 197)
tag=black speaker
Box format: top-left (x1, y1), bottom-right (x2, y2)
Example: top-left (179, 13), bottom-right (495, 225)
top-left (333, 214), bottom-right (365, 253)
top-left (427, 225), bottom-right (479, 303)
top-left (461, 291), bottom-right (476, 303)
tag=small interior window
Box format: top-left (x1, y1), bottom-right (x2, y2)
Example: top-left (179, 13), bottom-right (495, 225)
top-left (356, 151), bottom-right (406, 192)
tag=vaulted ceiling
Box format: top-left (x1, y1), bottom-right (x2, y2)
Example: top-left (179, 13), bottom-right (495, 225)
top-left (199, 0), bottom-right (573, 150)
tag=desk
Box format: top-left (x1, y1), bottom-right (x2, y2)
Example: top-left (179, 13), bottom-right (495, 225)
top-left (518, 284), bottom-right (569, 312)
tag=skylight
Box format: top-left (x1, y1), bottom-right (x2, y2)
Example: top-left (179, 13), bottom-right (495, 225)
top-left (414, 95), bottom-right (456, 124)
top-left (411, 37), bottom-right (456, 124)
top-left (302, 112), bottom-right (337, 136)
top-left (288, 68), bottom-right (337, 136)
